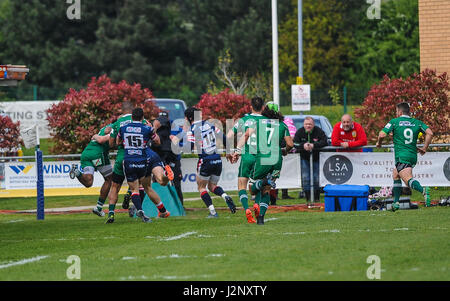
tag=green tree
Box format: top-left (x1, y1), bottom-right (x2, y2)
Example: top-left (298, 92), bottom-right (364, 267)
top-left (279, 0), bottom-right (363, 93)
top-left (348, 0), bottom-right (420, 89)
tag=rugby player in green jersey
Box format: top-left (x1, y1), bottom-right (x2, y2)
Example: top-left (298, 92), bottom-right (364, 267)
top-left (69, 123), bottom-right (113, 217)
top-left (376, 102), bottom-right (433, 210)
top-left (227, 97), bottom-right (266, 223)
top-left (233, 102), bottom-right (293, 224)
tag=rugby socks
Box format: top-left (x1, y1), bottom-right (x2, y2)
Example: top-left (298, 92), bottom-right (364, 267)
top-left (131, 192), bottom-right (142, 211)
top-left (156, 201), bottom-right (167, 213)
top-left (239, 189), bottom-right (249, 210)
top-left (259, 192), bottom-right (270, 216)
top-left (393, 180), bottom-right (402, 203)
top-left (108, 204), bottom-right (115, 217)
top-left (201, 191), bottom-right (213, 207)
top-left (213, 186), bottom-right (228, 200)
top-left (96, 198), bottom-right (106, 211)
top-left (139, 187), bottom-right (146, 202)
top-left (201, 191), bottom-right (216, 215)
top-left (408, 178), bottom-right (424, 194)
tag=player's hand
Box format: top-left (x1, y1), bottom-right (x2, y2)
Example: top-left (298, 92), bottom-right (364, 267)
top-left (376, 141), bottom-right (381, 148)
top-left (417, 147), bottom-right (426, 156)
top-left (341, 142), bottom-right (349, 148)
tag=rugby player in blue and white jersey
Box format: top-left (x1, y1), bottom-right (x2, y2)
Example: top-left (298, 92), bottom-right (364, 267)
top-left (183, 107), bottom-right (236, 218)
top-left (113, 107), bottom-right (171, 223)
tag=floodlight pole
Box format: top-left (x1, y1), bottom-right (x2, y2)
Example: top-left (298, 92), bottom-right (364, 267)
top-left (272, 0), bottom-right (280, 106)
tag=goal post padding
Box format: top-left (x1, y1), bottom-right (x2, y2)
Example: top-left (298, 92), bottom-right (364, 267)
top-left (141, 183), bottom-right (185, 217)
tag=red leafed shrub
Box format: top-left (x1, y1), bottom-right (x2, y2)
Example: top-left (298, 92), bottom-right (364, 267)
top-left (47, 75), bottom-right (158, 154)
top-left (355, 69), bottom-right (449, 144)
top-left (0, 115), bottom-right (22, 150)
top-left (196, 89), bottom-right (251, 126)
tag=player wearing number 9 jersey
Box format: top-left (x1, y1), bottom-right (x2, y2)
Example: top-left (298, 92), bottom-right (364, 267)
top-left (377, 102), bottom-right (433, 210)
top-left (184, 107), bottom-right (236, 217)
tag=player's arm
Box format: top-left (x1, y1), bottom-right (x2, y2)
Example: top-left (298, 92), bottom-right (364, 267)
top-left (282, 135), bottom-right (294, 155)
top-left (153, 119), bottom-right (161, 131)
top-left (236, 127), bottom-right (254, 151)
top-left (417, 128), bottom-right (433, 155)
top-left (116, 130), bottom-right (123, 146)
top-left (92, 127), bottom-right (112, 144)
top-left (376, 131), bottom-right (387, 148)
top-left (150, 131), bottom-right (161, 146)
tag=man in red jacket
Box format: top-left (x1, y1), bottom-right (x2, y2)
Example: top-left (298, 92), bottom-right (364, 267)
top-left (331, 114), bottom-right (367, 152)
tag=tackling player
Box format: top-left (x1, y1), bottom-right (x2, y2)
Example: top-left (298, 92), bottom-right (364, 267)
top-left (232, 102), bottom-right (293, 225)
top-left (106, 102), bottom-right (172, 224)
top-left (69, 123), bottom-right (114, 217)
top-left (376, 102), bottom-right (433, 210)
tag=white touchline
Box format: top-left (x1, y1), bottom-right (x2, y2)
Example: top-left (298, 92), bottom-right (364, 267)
top-left (160, 231), bottom-right (198, 241)
top-left (0, 255), bottom-right (49, 270)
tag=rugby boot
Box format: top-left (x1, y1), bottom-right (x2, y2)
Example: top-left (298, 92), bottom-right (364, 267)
top-left (137, 210), bottom-right (152, 223)
top-left (122, 190), bottom-right (131, 209)
top-left (253, 203), bottom-right (260, 218)
top-left (256, 215), bottom-right (264, 225)
top-left (92, 207), bottom-right (105, 217)
top-left (206, 212), bottom-right (219, 218)
top-left (245, 209), bottom-right (256, 223)
top-left (105, 213), bottom-right (115, 224)
top-left (158, 210), bottom-right (171, 218)
top-left (165, 165), bottom-right (174, 181)
top-left (391, 201), bottom-right (400, 212)
top-left (225, 196), bottom-right (237, 214)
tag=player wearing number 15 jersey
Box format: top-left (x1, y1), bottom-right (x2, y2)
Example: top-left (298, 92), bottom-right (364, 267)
top-left (377, 102), bottom-right (433, 210)
top-left (184, 107), bottom-right (236, 218)
top-left (117, 107), bottom-right (171, 223)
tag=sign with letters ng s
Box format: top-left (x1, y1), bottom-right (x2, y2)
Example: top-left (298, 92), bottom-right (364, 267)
top-left (320, 152), bottom-right (450, 187)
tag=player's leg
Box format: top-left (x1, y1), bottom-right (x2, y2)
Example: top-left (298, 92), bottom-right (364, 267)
top-left (92, 164), bottom-right (113, 217)
top-left (76, 166), bottom-right (95, 188)
top-left (207, 160), bottom-right (236, 214)
top-left (237, 154), bottom-right (255, 215)
top-left (398, 164), bottom-right (430, 207)
top-left (171, 160), bottom-right (184, 205)
top-left (70, 150), bottom-right (99, 187)
top-left (106, 156), bottom-right (125, 223)
top-left (141, 175), bottom-right (170, 218)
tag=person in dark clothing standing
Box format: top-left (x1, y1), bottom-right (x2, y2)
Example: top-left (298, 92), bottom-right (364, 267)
top-left (293, 116), bottom-right (328, 202)
top-left (152, 111), bottom-right (184, 206)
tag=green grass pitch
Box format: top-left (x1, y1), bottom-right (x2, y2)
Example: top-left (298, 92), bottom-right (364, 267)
top-left (0, 190), bottom-right (449, 281)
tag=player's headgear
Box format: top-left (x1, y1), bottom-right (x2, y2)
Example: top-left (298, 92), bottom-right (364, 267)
top-left (266, 101), bottom-right (279, 113)
top-left (184, 107), bottom-right (200, 124)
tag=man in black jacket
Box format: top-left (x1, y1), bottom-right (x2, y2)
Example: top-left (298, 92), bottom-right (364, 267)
top-left (152, 111), bottom-right (184, 205)
top-left (293, 116), bottom-right (328, 202)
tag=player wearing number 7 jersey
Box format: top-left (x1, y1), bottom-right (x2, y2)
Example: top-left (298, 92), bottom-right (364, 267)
top-left (376, 102), bottom-right (433, 210)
